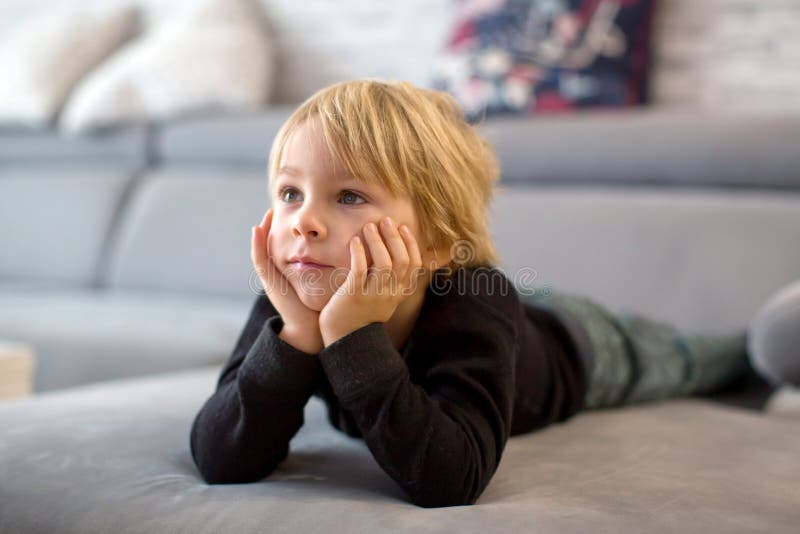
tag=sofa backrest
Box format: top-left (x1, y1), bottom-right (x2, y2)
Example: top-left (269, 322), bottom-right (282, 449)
top-left (91, 108), bottom-right (800, 333)
top-left (490, 185), bottom-right (800, 334)
top-left (98, 111), bottom-right (291, 299)
top-left (476, 109), bottom-right (800, 189)
top-left (0, 127), bottom-right (147, 287)
top-left (100, 166), bottom-right (268, 300)
top-left (480, 110), bottom-right (800, 332)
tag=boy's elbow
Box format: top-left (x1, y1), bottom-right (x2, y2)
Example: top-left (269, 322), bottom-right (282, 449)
top-left (407, 452), bottom-right (496, 508)
top-left (197, 468), bottom-right (267, 485)
top-left (194, 455), bottom-right (282, 485)
top-left (410, 494), bottom-right (477, 509)
top-left (408, 486), bottom-right (480, 508)
top-left (190, 431), bottom-right (288, 485)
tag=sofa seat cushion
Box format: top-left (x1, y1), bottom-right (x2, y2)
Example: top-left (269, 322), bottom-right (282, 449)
top-left (0, 367), bottom-right (797, 532)
top-left (0, 289), bottom-right (251, 392)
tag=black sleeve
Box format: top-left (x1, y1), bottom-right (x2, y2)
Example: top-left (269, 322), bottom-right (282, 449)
top-left (316, 293), bottom-right (518, 508)
top-left (189, 294), bottom-right (325, 484)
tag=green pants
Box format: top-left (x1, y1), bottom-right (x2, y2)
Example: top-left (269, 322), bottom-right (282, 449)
top-left (522, 290), bottom-right (752, 411)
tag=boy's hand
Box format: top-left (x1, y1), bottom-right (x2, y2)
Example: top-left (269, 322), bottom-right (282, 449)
top-left (319, 216), bottom-right (424, 347)
top-left (252, 208), bottom-right (324, 354)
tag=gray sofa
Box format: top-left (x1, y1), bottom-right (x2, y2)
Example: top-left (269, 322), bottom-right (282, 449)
top-left (2, 108), bottom-right (800, 531)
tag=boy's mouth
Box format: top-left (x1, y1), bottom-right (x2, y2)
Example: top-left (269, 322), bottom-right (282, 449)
top-left (289, 261), bottom-right (333, 271)
top-left (287, 255), bottom-right (333, 270)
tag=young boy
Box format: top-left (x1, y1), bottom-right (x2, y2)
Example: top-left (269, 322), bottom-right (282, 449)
top-left (189, 79), bottom-right (765, 508)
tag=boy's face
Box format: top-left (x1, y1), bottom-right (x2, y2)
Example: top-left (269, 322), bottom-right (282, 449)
top-left (269, 117), bottom-right (429, 311)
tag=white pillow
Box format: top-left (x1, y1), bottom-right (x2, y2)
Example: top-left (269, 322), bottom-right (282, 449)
top-left (0, 3), bottom-right (140, 127)
top-left (60, 0), bottom-right (274, 134)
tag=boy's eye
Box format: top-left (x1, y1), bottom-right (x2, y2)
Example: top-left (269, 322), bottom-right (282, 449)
top-left (277, 187), bottom-right (366, 206)
top-left (278, 187), bottom-right (300, 203)
top-left (340, 190), bottom-right (366, 205)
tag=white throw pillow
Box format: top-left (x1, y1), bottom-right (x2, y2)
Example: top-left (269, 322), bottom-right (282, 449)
top-left (60, 0), bottom-right (274, 134)
top-left (0, 3), bottom-right (140, 127)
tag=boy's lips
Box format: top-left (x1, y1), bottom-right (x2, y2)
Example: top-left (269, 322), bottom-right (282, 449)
top-left (289, 262), bottom-right (333, 271)
top-left (287, 255), bottom-right (333, 269)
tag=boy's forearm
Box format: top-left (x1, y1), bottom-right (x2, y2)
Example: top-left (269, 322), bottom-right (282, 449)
top-left (278, 322), bottom-right (324, 354)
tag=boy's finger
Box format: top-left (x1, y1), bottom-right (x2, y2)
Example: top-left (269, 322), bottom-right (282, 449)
top-left (254, 211), bottom-right (272, 266)
top-left (400, 225), bottom-right (423, 284)
top-left (260, 208), bottom-right (273, 231)
top-left (252, 226), bottom-right (271, 269)
top-left (381, 218), bottom-right (410, 275)
top-left (351, 236), bottom-right (367, 290)
top-left (252, 226), bottom-right (279, 289)
top-left (251, 226), bottom-right (265, 267)
top-left (364, 222), bottom-right (392, 269)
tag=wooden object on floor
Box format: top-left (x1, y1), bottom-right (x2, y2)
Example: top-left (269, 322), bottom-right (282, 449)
top-left (0, 341), bottom-right (36, 400)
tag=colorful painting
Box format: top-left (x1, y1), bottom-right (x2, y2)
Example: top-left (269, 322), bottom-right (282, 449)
top-left (433, 0), bottom-right (655, 121)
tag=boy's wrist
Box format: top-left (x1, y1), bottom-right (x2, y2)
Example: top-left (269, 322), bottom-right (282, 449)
top-left (278, 321), bottom-right (323, 355)
top-left (321, 323), bottom-right (364, 348)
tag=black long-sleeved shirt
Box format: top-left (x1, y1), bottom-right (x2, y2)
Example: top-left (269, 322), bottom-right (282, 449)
top-left (190, 266), bottom-right (589, 508)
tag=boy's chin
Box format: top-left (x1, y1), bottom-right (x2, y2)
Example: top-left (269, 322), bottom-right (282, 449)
top-left (295, 289), bottom-right (332, 312)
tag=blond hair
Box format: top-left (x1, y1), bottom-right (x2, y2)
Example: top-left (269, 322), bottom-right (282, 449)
top-left (267, 79), bottom-right (503, 272)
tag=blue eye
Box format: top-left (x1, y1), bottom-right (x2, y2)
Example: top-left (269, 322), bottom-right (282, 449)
top-left (340, 190), bottom-right (366, 205)
top-left (278, 187), bottom-right (300, 203)
top-left (277, 187), bottom-right (365, 206)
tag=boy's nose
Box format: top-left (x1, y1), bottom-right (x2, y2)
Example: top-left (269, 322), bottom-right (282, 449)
top-left (292, 212), bottom-right (326, 239)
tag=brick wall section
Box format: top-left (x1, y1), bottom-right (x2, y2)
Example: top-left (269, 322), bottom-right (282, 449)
top-left (651, 0), bottom-right (800, 111)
